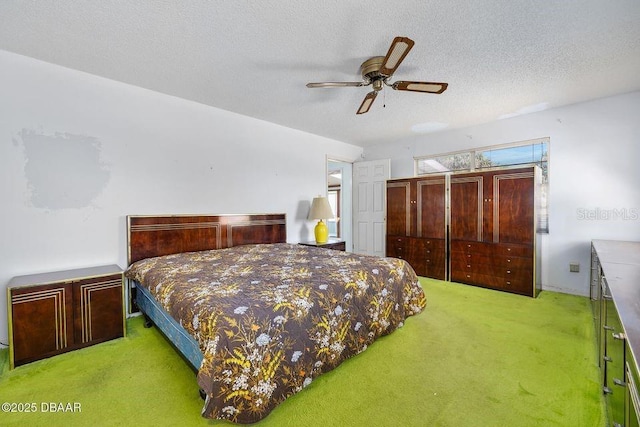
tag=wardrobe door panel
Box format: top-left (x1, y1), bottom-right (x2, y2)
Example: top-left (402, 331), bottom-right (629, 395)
top-left (450, 176), bottom-right (483, 242)
top-left (417, 178), bottom-right (446, 239)
top-left (386, 181), bottom-right (411, 237)
top-left (494, 171), bottom-right (535, 244)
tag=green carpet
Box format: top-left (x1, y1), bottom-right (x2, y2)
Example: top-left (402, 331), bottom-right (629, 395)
top-left (0, 279), bottom-right (606, 426)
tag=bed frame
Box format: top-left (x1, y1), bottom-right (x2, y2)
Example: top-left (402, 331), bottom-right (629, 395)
top-left (126, 213), bottom-right (287, 369)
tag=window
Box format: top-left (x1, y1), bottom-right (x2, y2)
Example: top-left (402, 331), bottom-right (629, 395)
top-left (415, 138), bottom-right (549, 233)
top-left (417, 152), bottom-right (472, 174)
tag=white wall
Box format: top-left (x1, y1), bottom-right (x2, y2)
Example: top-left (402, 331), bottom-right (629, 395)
top-left (0, 50), bottom-right (363, 344)
top-left (364, 91), bottom-right (640, 296)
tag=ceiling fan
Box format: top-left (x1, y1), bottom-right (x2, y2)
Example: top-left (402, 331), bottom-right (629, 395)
top-left (306, 36), bottom-right (448, 115)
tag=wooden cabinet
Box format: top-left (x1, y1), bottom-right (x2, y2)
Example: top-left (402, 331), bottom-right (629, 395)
top-left (386, 175), bottom-right (446, 279)
top-left (8, 265), bottom-right (125, 368)
top-left (449, 167), bottom-right (540, 297)
top-left (386, 166), bottom-right (541, 297)
top-left (386, 236), bottom-right (446, 279)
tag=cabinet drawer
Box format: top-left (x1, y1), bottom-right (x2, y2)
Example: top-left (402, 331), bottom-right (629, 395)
top-left (386, 236), bottom-right (406, 257)
top-left (499, 276), bottom-right (533, 294)
top-left (500, 268), bottom-right (533, 282)
top-left (497, 244), bottom-right (533, 258)
top-left (451, 240), bottom-right (493, 255)
top-left (451, 271), bottom-right (498, 288)
top-left (451, 269), bottom-right (473, 284)
top-left (423, 239), bottom-right (446, 250)
top-left (499, 256), bottom-right (532, 270)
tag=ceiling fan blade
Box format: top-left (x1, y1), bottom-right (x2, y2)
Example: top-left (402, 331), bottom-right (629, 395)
top-left (356, 91), bottom-right (378, 115)
top-left (379, 36), bottom-right (415, 77)
top-left (392, 81), bottom-right (448, 94)
top-left (306, 82), bottom-right (365, 88)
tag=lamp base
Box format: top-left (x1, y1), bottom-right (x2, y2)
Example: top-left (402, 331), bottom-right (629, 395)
top-left (314, 220), bottom-right (329, 244)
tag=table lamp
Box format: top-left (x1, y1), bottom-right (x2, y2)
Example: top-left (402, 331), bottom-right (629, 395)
top-left (308, 196), bottom-right (334, 244)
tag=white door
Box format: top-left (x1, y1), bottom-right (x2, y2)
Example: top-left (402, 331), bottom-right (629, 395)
top-left (352, 159), bottom-right (390, 256)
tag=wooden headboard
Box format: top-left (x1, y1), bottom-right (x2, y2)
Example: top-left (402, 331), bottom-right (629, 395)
top-left (127, 213), bottom-right (287, 264)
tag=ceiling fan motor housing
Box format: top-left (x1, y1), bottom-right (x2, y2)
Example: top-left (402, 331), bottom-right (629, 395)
top-left (360, 56), bottom-right (387, 91)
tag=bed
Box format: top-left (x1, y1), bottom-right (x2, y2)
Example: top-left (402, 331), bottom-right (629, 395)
top-left (125, 213), bottom-right (426, 423)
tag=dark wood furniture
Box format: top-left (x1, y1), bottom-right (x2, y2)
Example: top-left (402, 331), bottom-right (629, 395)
top-left (386, 174), bottom-right (446, 280)
top-left (8, 264), bottom-right (125, 368)
top-left (449, 167), bottom-right (540, 297)
top-left (386, 166), bottom-right (542, 296)
top-left (298, 238), bottom-right (346, 251)
top-left (128, 213), bottom-right (287, 264)
top-left (590, 240), bottom-right (640, 427)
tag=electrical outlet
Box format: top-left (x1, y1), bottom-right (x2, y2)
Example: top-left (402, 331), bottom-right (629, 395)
top-left (569, 263), bottom-right (580, 273)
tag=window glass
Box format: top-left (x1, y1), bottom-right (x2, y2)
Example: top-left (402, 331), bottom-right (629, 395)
top-left (477, 141), bottom-right (548, 170)
top-left (414, 138), bottom-right (549, 233)
top-left (417, 153), bottom-right (471, 174)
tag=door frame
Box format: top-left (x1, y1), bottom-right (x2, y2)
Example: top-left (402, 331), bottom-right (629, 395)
top-left (327, 157), bottom-right (353, 252)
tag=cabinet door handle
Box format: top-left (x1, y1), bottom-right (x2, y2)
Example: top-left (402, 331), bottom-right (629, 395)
top-left (613, 378), bottom-right (627, 387)
top-left (612, 332), bottom-right (626, 341)
top-left (603, 325), bottom-right (614, 331)
top-left (603, 386), bottom-right (612, 394)
top-left (603, 356), bottom-right (612, 363)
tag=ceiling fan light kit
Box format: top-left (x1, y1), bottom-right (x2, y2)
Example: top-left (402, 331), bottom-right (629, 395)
top-left (307, 36), bottom-right (448, 114)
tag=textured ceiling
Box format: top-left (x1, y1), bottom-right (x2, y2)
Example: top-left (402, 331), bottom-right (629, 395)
top-left (1, 1), bottom-right (640, 147)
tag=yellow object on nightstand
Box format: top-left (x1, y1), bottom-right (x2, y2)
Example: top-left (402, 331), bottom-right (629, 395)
top-left (308, 196), bottom-right (334, 244)
top-left (314, 219), bottom-right (329, 244)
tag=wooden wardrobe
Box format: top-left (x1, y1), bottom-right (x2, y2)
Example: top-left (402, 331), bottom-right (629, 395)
top-left (386, 166), bottom-right (542, 297)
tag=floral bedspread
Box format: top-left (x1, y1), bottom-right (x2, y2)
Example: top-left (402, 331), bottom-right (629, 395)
top-left (125, 243), bottom-right (426, 423)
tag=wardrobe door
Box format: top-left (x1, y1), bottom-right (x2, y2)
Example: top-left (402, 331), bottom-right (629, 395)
top-left (493, 170), bottom-right (535, 244)
top-left (10, 283), bottom-right (74, 366)
top-left (450, 174), bottom-right (483, 242)
top-left (386, 181), bottom-right (412, 238)
top-left (417, 177), bottom-right (446, 239)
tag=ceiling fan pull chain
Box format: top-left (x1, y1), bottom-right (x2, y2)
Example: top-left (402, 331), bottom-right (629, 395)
top-left (383, 85), bottom-right (386, 108)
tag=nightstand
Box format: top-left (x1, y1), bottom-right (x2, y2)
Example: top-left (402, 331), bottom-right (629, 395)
top-left (7, 264), bottom-right (125, 368)
top-left (299, 238), bottom-right (346, 251)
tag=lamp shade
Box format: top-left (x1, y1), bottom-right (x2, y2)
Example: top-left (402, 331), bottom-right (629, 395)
top-left (308, 196), bottom-right (334, 220)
